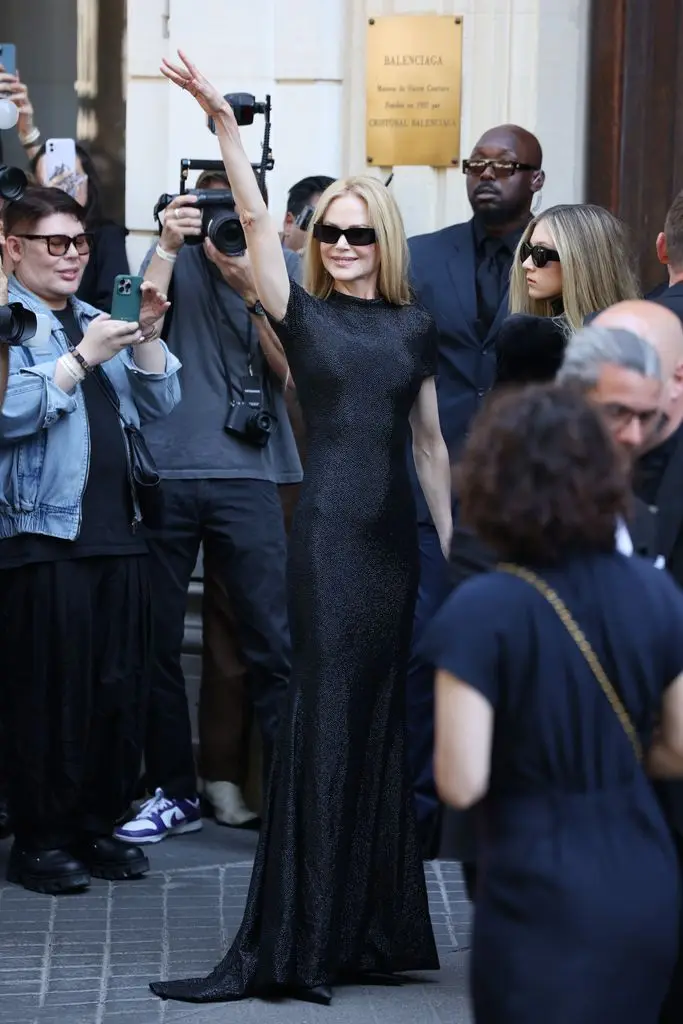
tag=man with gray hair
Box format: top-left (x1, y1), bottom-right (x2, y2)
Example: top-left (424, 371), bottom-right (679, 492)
top-left (558, 323), bottom-right (663, 559)
top-left (558, 324), bottom-right (663, 458)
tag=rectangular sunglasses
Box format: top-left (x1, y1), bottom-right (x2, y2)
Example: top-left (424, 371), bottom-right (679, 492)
top-left (312, 223), bottom-right (377, 246)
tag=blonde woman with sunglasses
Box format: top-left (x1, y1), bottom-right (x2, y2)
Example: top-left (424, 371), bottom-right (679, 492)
top-left (509, 203), bottom-right (641, 333)
top-left (150, 51), bottom-right (450, 1008)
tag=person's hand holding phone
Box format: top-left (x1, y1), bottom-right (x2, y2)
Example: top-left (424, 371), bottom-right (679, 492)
top-left (159, 193), bottom-right (202, 256)
top-left (46, 168), bottom-right (88, 205)
top-left (77, 314), bottom-right (143, 367)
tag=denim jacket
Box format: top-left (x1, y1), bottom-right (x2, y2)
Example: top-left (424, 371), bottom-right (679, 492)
top-left (0, 277), bottom-right (182, 541)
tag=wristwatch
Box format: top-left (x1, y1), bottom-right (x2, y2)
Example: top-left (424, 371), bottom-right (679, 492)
top-left (246, 300), bottom-right (266, 317)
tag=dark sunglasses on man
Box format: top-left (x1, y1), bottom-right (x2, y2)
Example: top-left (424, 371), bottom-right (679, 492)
top-left (462, 159), bottom-right (539, 179)
top-left (520, 241), bottom-right (561, 268)
top-left (312, 223), bottom-right (376, 247)
top-left (11, 232), bottom-right (94, 257)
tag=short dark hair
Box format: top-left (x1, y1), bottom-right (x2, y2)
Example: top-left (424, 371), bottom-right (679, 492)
top-left (3, 185), bottom-right (86, 236)
top-left (664, 189), bottom-right (683, 272)
top-left (495, 314), bottom-right (568, 387)
top-left (457, 383), bottom-right (629, 563)
top-left (286, 175), bottom-right (335, 217)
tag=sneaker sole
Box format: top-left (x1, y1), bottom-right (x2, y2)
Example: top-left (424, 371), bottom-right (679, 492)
top-left (7, 864), bottom-right (91, 895)
top-left (115, 819), bottom-right (203, 845)
top-left (89, 853), bottom-right (150, 881)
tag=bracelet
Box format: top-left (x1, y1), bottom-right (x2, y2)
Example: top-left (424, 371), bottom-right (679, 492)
top-left (139, 323), bottom-right (162, 343)
top-left (59, 353), bottom-right (86, 383)
top-left (155, 243), bottom-right (177, 263)
top-left (70, 347), bottom-right (94, 375)
top-left (19, 126), bottom-right (41, 147)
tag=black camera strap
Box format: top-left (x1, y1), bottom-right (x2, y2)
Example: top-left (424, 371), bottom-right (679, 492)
top-left (199, 255), bottom-right (266, 398)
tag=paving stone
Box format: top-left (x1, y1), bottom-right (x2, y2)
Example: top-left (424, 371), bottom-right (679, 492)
top-left (0, 822), bottom-right (472, 1023)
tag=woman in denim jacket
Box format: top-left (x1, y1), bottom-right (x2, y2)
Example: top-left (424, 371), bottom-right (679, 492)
top-left (0, 186), bottom-right (181, 895)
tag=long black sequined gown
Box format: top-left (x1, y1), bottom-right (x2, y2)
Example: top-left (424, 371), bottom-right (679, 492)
top-left (151, 282), bottom-right (441, 1002)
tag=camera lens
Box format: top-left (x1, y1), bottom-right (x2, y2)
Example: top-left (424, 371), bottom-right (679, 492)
top-left (0, 164), bottom-right (27, 202)
top-left (208, 211), bottom-right (246, 256)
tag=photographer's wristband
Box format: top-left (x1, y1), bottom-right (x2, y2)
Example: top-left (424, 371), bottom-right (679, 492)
top-left (246, 300), bottom-right (265, 317)
top-left (155, 243), bottom-right (178, 263)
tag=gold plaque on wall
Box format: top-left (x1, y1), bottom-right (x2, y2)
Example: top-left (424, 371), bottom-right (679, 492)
top-left (366, 15), bottom-right (463, 168)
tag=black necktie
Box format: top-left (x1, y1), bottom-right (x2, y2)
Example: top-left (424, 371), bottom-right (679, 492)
top-left (476, 237), bottom-right (504, 331)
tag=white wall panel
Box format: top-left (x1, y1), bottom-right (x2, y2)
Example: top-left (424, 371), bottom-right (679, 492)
top-left (125, 0), bottom-right (590, 254)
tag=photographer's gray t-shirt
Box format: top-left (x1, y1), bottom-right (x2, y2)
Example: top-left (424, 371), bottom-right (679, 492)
top-left (140, 244), bottom-right (303, 483)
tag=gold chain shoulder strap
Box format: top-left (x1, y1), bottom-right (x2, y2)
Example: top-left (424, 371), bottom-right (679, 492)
top-left (498, 562), bottom-right (643, 763)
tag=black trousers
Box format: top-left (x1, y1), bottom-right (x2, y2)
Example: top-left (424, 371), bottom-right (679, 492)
top-left (0, 555), bottom-right (151, 848)
top-left (144, 478), bottom-right (290, 798)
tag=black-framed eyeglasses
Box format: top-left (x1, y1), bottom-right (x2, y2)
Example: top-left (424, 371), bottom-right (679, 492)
top-left (600, 403), bottom-right (660, 432)
top-left (312, 223), bottom-right (377, 247)
top-left (13, 233), bottom-right (94, 257)
top-left (462, 159), bottom-right (539, 178)
top-left (520, 241), bottom-right (561, 268)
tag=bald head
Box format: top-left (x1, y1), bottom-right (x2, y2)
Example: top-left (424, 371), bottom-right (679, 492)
top-left (466, 124), bottom-right (544, 231)
top-left (474, 124), bottom-right (543, 169)
top-left (593, 301), bottom-right (683, 380)
top-left (594, 300), bottom-right (683, 445)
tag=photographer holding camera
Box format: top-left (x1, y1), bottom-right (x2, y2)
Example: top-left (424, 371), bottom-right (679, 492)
top-left (115, 148), bottom-right (302, 845)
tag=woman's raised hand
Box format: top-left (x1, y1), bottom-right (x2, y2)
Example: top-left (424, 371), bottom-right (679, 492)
top-left (160, 50), bottom-right (237, 124)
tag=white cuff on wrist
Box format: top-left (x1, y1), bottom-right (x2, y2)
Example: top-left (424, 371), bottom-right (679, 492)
top-left (155, 243), bottom-right (177, 263)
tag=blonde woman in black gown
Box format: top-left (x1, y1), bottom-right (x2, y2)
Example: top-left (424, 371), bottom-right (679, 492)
top-left (151, 52), bottom-right (452, 1006)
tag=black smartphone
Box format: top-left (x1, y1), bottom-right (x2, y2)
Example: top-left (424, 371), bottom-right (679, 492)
top-left (110, 275), bottom-right (143, 323)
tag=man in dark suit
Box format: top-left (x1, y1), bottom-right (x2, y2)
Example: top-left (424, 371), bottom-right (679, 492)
top-left (653, 189), bottom-right (683, 323)
top-left (591, 299), bottom-right (683, 1024)
top-left (406, 124), bottom-right (545, 855)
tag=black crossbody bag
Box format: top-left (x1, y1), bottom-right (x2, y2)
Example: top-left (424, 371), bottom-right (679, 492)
top-left (92, 367), bottom-right (164, 530)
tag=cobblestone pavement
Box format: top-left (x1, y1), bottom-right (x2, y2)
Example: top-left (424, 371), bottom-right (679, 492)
top-left (0, 822), bottom-right (472, 1024)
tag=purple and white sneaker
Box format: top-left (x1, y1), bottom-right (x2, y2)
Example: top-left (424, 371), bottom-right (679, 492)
top-left (114, 788), bottom-right (203, 845)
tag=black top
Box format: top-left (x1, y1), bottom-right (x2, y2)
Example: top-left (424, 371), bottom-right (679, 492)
top-left (0, 302), bottom-right (146, 569)
top-left (77, 221), bottom-right (130, 313)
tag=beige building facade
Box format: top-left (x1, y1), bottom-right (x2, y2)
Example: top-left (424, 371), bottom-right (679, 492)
top-left (124, 0), bottom-right (590, 272)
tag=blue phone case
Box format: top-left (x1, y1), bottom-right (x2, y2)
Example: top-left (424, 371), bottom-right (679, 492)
top-left (111, 275), bottom-right (143, 323)
top-left (0, 44), bottom-right (16, 78)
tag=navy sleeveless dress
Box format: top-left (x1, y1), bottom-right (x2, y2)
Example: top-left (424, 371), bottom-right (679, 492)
top-left (422, 552), bottom-right (683, 1024)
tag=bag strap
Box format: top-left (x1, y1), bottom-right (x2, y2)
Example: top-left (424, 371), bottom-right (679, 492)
top-left (498, 562), bottom-right (643, 763)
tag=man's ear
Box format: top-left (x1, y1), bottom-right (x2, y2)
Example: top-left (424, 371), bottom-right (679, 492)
top-left (656, 231), bottom-right (669, 266)
top-left (530, 169), bottom-right (545, 194)
top-left (282, 211), bottom-right (295, 236)
top-left (669, 358), bottom-right (683, 404)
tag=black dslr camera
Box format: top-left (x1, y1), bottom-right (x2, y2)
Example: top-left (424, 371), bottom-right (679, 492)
top-left (154, 93), bottom-right (273, 257)
top-left (224, 373), bottom-right (275, 448)
top-left (0, 164), bottom-right (36, 345)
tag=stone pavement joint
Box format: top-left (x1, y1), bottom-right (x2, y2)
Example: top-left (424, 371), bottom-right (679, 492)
top-left (0, 822), bottom-right (472, 1024)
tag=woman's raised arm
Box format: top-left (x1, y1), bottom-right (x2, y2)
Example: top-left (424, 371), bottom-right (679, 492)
top-left (160, 51), bottom-right (291, 321)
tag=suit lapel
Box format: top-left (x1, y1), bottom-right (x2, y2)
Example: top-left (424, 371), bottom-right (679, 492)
top-left (654, 429), bottom-right (683, 561)
top-left (629, 496), bottom-right (658, 560)
top-left (444, 223), bottom-right (478, 337)
top-left (484, 281), bottom-right (511, 346)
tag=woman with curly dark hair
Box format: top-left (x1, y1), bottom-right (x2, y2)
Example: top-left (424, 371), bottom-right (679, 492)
top-left (422, 384), bottom-right (683, 1024)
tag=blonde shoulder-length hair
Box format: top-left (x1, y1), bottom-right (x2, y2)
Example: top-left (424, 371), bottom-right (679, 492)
top-left (303, 174), bottom-right (412, 305)
top-left (509, 203), bottom-right (641, 332)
